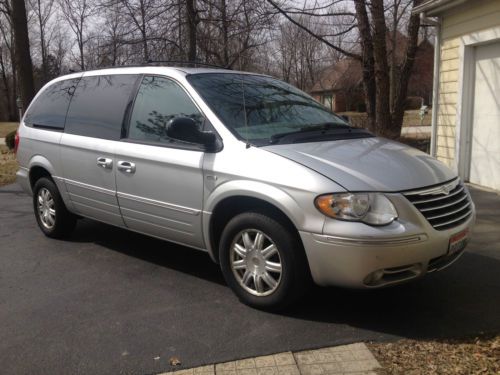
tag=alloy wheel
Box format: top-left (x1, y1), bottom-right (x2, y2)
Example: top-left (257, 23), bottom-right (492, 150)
top-left (37, 187), bottom-right (56, 229)
top-left (230, 229), bottom-right (283, 296)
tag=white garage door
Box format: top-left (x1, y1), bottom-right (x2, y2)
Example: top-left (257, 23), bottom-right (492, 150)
top-left (470, 42), bottom-right (500, 191)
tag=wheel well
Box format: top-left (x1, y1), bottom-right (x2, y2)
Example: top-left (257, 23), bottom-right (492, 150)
top-left (209, 196), bottom-right (300, 263)
top-left (29, 166), bottom-right (52, 188)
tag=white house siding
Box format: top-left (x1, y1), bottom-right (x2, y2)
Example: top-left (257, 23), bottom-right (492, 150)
top-left (436, 0), bottom-right (500, 168)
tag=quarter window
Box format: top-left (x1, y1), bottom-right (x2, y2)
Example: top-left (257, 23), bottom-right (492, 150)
top-left (24, 78), bottom-right (80, 129)
top-left (127, 76), bottom-right (204, 144)
top-left (65, 74), bottom-right (138, 140)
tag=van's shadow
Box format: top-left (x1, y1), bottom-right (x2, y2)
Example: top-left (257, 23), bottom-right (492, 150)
top-left (68, 212), bottom-right (500, 342)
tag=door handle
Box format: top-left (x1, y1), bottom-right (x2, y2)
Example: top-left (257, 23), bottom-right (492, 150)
top-left (96, 157), bottom-right (113, 169)
top-left (117, 161), bottom-right (136, 174)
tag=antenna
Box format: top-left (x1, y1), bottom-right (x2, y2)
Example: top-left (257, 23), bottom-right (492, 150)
top-left (238, 53), bottom-right (250, 149)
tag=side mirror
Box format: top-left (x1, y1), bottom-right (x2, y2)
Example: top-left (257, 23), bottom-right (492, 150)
top-left (340, 115), bottom-right (350, 123)
top-left (166, 117), bottom-right (217, 150)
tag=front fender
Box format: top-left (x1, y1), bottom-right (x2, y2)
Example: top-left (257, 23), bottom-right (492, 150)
top-left (202, 179), bottom-right (326, 261)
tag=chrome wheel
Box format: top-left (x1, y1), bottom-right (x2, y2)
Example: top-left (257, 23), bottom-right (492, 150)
top-left (230, 229), bottom-right (282, 297)
top-left (37, 187), bottom-right (56, 229)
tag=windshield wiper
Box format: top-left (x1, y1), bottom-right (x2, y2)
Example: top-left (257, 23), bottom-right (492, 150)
top-left (269, 122), bottom-right (351, 144)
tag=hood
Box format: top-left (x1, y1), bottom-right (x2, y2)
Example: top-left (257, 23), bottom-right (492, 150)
top-left (262, 137), bottom-right (456, 192)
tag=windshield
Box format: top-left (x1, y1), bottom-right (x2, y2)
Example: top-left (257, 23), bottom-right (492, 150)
top-left (186, 73), bottom-right (351, 146)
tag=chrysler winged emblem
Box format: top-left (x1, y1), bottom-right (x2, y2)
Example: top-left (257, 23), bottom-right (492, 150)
top-left (440, 185), bottom-right (452, 195)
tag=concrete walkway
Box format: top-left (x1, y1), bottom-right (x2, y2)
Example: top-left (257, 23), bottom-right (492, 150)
top-left (159, 344), bottom-right (381, 375)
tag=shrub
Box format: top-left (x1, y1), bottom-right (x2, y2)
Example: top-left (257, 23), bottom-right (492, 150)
top-left (5, 130), bottom-right (16, 150)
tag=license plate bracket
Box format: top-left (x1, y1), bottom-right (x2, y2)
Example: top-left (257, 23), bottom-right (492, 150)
top-left (448, 229), bottom-right (469, 256)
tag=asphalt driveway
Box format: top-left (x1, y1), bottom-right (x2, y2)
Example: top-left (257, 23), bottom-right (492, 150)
top-left (0, 184), bottom-right (499, 375)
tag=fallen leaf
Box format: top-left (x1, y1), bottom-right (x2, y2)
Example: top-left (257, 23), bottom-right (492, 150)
top-left (170, 356), bottom-right (181, 366)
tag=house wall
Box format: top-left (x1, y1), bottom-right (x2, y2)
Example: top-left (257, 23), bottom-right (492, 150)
top-left (436, 0), bottom-right (500, 167)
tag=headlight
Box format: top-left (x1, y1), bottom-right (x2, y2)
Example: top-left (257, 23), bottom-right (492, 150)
top-left (315, 193), bottom-right (398, 225)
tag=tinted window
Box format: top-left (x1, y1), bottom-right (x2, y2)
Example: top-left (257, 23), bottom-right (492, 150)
top-left (24, 78), bottom-right (80, 129)
top-left (187, 73), bottom-right (348, 145)
top-left (65, 74), bottom-right (138, 140)
top-left (127, 76), bottom-right (204, 145)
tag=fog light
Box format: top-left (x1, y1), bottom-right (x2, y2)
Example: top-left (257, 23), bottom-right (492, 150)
top-left (364, 269), bottom-right (384, 286)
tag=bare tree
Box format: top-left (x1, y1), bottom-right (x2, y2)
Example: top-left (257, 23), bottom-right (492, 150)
top-left (11, 0), bottom-right (35, 111)
top-left (59, 0), bottom-right (94, 70)
top-left (266, 0), bottom-right (422, 138)
top-left (186, 0), bottom-right (198, 61)
top-left (0, 1), bottom-right (16, 119)
top-left (30, 0), bottom-right (55, 81)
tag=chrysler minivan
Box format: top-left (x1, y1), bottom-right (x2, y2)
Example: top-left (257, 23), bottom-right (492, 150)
top-left (16, 66), bottom-right (475, 309)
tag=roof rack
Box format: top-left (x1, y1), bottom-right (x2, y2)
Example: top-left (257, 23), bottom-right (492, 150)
top-left (144, 60), bottom-right (231, 70)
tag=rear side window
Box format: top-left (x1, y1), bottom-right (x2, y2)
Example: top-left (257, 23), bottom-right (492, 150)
top-left (127, 75), bottom-right (204, 145)
top-left (24, 78), bottom-right (80, 129)
top-left (65, 74), bottom-right (139, 140)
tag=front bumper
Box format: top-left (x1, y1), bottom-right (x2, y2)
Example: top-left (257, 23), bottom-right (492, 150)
top-left (300, 193), bottom-right (476, 288)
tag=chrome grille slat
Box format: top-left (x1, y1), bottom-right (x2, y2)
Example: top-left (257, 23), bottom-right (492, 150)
top-left (419, 194), bottom-right (468, 212)
top-left (433, 211), bottom-right (473, 229)
top-left (404, 180), bottom-right (472, 231)
top-left (426, 201), bottom-right (471, 220)
top-left (409, 185), bottom-right (464, 204)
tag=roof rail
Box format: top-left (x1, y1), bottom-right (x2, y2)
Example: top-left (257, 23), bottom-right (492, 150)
top-left (144, 60), bottom-right (231, 70)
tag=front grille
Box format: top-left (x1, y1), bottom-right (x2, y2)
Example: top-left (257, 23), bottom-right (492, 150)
top-left (404, 178), bottom-right (473, 231)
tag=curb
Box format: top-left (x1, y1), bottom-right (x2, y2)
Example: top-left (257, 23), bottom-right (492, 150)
top-left (159, 343), bottom-right (381, 375)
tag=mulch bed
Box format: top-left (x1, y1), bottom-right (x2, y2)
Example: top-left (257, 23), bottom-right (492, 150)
top-left (368, 334), bottom-right (500, 375)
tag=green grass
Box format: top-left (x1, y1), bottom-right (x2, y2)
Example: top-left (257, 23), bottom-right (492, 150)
top-left (0, 122), bottom-right (19, 138)
top-left (0, 144), bottom-right (18, 186)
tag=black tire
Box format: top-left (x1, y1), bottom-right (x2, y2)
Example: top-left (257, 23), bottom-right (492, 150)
top-left (33, 177), bottom-right (77, 238)
top-left (219, 211), bottom-right (310, 310)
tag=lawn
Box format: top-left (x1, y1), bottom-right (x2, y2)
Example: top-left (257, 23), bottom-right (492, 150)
top-left (338, 110), bottom-right (432, 129)
top-left (0, 122), bottom-right (19, 138)
top-left (0, 145), bottom-right (17, 186)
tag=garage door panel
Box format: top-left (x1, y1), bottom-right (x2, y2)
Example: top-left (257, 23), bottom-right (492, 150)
top-left (470, 42), bottom-right (500, 191)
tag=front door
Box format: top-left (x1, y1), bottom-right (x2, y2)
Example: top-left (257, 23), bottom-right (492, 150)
top-left (115, 75), bottom-right (206, 248)
top-left (470, 42), bottom-right (500, 191)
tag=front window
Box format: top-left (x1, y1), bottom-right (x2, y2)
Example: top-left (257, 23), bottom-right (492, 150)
top-left (187, 73), bottom-right (366, 146)
top-left (127, 75), bottom-right (204, 145)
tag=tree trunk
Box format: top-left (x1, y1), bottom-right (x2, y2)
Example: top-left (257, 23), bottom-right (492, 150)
top-left (221, 0), bottom-right (229, 67)
top-left (139, 0), bottom-right (149, 61)
top-left (389, 0), bottom-right (399, 112)
top-left (391, 2), bottom-right (421, 138)
top-left (37, 0), bottom-right (48, 81)
top-left (186, 0), bottom-right (197, 62)
top-left (12, 0), bottom-right (35, 112)
top-left (370, 0), bottom-right (391, 135)
top-left (353, 0), bottom-right (376, 132)
top-left (0, 47), bottom-right (14, 120)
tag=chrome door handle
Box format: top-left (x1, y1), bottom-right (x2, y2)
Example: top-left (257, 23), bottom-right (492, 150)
top-left (117, 161), bottom-right (136, 174)
top-left (96, 157), bottom-right (113, 169)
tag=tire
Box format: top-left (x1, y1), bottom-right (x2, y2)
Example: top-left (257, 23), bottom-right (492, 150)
top-left (219, 211), bottom-right (310, 310)
top-left (33, 177), bottom-right (77, 238)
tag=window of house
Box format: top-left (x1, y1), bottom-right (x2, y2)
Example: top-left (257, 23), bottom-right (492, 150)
top-left (323, 94), bottom-right (333, 110)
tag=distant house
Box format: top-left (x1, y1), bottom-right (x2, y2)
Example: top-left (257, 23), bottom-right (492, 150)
top-left (414, 0), bottom-right (500, 191)
top-left (310, 59), bottom-right (364, 113)
top-left (310, 33), bottom-right (435, 113)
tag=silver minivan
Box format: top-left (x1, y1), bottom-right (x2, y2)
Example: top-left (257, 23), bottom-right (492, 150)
top-left (16, 66), bottom-right (475, 309)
